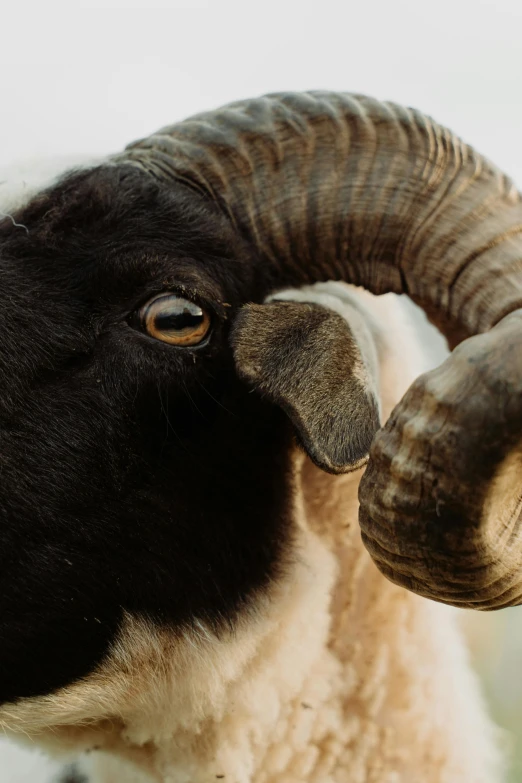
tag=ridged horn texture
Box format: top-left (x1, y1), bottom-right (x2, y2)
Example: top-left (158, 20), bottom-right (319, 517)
top-left (118, 91), bottom-right (522, 609)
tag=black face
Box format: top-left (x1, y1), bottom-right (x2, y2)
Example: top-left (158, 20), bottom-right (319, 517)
top-left (0, 165), bottom-right (296, 704)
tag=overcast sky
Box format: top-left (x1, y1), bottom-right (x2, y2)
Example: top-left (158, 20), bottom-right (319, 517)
top-left (2, 0), bottom-right (522, 185)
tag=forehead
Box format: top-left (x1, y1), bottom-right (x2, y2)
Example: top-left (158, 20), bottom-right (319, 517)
top-left (0, 162), bottom-right (249, 316)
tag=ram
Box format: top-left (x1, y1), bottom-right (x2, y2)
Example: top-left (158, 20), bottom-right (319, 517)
top-left (0, 91), bottom-right (521, 782)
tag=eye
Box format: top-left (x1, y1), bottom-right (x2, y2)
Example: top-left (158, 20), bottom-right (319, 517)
top-left (136, 294), bottom-right (211, 346)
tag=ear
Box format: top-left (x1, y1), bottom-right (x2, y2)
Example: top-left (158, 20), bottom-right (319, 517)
top-left (230, 288), bottom-right (382, 474)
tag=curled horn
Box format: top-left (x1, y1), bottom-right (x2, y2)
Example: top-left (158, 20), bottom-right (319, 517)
top-left (119, 92), bottom-right (522, 609)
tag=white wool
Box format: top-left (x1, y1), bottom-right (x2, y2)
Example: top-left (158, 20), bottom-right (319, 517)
top-left (0, 155), bottom-right (102, 216)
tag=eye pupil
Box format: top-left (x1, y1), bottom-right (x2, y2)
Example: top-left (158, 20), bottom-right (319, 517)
top-left (137, 294), bottom-right (211, 346)
top-left (154, 303), bottom-right (204, 333)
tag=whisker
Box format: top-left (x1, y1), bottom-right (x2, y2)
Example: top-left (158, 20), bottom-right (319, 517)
top-left (156, 384), bottom-right (195, 458)
top-left (182, 380), bottom-right (208, 422)
top-left (196, 380), bottom-right (236, 418)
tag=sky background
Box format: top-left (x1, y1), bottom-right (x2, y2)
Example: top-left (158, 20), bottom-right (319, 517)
top-left (2, 1), bottom-right (522, 780)
top-left (2, 0), bottom-right (522, 182)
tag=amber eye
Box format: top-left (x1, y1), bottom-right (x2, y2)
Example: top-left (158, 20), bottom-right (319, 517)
top-left (138, 294), bottom-right (211, 346)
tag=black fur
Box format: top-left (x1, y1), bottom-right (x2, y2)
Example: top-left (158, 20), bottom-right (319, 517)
top-left (0, 165), bottom-right (295, 703)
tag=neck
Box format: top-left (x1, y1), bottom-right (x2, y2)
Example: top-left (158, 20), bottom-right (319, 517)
top-left (78, 468), bottom-right (498, 783)
top-left (77, 519), bottom-right (338, 783)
